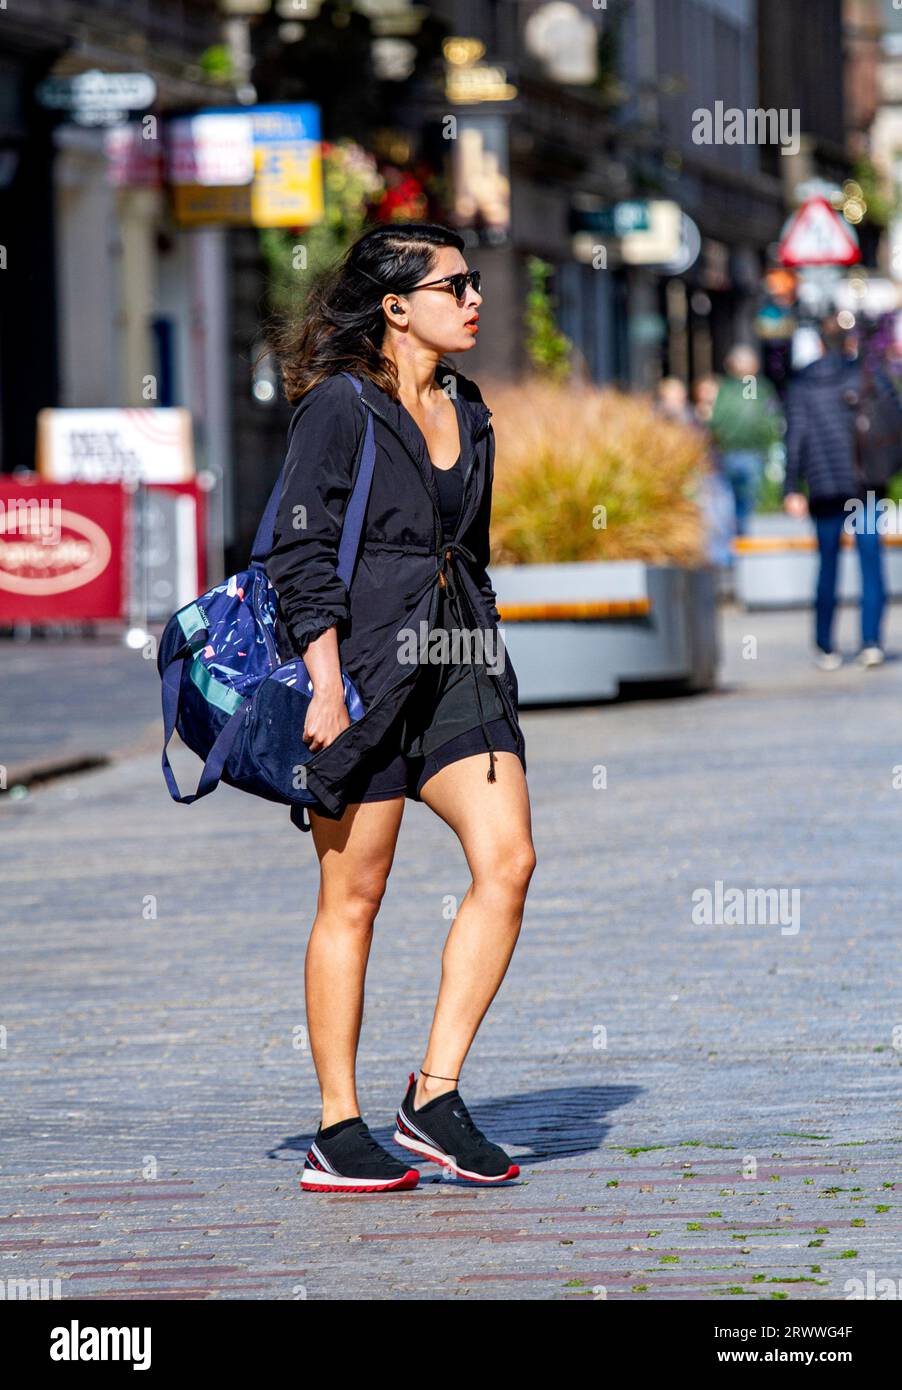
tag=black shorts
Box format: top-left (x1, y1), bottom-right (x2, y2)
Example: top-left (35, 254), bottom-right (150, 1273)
top-left (292, 582), bottom-right (525, 824)
top-left (303, 714), bottom-right (524, 824)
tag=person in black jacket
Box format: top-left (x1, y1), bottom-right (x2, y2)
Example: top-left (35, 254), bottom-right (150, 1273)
top-left (264, 223), bottom-right (535, 1192)
top-left (784, 316), bottom-right (901, 669)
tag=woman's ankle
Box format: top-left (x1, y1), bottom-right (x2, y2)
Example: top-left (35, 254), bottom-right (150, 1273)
top-left (415, 1069), bottom-right (459, 1107)
top-left (320, 1102), bottom-right (361, 1129)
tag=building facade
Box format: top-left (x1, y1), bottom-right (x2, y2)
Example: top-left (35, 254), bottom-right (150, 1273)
top-left (0, 0), bottom-right (236, 565)
top-left (1, 0), bottom-right (863, 577)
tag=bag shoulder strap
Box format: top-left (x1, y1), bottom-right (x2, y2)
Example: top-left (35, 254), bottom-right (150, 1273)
top-left (335, 379), bottom-right (376, 587)
top-left (250, 371), bottom-right (374, 569)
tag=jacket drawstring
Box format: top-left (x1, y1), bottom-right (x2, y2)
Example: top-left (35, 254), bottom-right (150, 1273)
top-left (437, 542), bottom-right (497, 783)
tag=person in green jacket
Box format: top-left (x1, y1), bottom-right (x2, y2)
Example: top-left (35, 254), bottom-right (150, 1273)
top-left (709, 344), bottom-right (784, 534)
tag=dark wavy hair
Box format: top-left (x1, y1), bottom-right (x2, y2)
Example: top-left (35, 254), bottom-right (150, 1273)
top-left (266, 222), bottom-right (467, 405)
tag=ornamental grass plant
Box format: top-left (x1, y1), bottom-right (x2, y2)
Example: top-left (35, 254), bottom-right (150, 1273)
top-left (483, 378), bottom-right (712, 567)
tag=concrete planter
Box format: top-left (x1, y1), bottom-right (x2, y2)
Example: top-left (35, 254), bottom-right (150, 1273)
top-left (735, 531), bottom-right (902, 609)
top-left (491, 560), bottom-right (719, 704)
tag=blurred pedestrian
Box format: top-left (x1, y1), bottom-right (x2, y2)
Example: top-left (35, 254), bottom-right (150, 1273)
top-left (692, 374), bottom-right (720, 426)
top-left (655, 375), bottom-right (695, 425)
top-left (783, 315), bottom-right (902, 669)
top-left (688, 374), bottom-right (737, 567)
top-left (710, 344), bottom-right (783, 535)
top-left (656, 375), bottom-right (737, 569)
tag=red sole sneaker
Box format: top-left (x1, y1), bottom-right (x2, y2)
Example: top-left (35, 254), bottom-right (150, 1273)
top-left (393, 1126), bottom-right (519, 1183)
top-left (300, 1167), bottom-right (419, 1193)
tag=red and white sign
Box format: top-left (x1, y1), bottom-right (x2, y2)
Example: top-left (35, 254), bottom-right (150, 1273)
top-left (0, 482), bottom-right (129, 623)
top-left (167, 112), bottom-right (255, 186)
top-left (778, 196), bottom-right (861, 267)
top-left (36, 408), bottom-right (194, 484)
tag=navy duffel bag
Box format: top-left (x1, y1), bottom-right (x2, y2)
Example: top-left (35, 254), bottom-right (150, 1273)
top-left (157, 372), bottom-right (374, 815)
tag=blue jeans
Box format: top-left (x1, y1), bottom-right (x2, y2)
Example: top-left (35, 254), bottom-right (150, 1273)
top-left (814, 512), bottom-right (886, 653)
top-left (721, 450), bottom-right (763, 536)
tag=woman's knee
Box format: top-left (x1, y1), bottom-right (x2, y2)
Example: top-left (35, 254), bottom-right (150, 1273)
top-left (318, 869), bottom-right (390, 928)
top-left (473, 837), bottom-right (536, 901)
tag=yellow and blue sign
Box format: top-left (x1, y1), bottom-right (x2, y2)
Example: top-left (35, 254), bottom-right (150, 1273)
top-left (251, 104), bottom-right (323, 228)
top-left (170, 103), bottom-right (324, 229)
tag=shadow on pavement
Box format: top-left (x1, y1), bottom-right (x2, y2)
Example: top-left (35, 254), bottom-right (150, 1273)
top-left (268, 1084), bottom-right (642, 1170)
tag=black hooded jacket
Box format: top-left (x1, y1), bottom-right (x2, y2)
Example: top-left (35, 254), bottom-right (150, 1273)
top-left (263, 364), bottom-right (524, 815)
top-left (784, 352), bottom-right (902, 508)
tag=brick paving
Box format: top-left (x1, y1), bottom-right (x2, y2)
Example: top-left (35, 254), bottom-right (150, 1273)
top-left (1, 601), bottom-right (900, 1300)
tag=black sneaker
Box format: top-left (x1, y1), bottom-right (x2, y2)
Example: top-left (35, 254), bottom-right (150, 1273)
top-left (300, 1115), bottom-right (419, 1193)
top-left (393, 1072), bottom-right (520, 1184)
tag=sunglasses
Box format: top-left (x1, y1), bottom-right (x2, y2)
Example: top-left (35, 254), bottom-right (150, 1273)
top-left (407, 269), bottom-right (481, 301)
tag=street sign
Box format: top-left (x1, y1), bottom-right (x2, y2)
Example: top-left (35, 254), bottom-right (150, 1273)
top-left (660, 213), bottom-right (702, 275)
top-left (621, 201), bottom-right (683, 266)
top-left (168, 111), bottom-right (255, 186)
top-left (570, 201), bottom-right (651, 237)
top-left (36, 70), bottom-right (156, 126)
top-left (168, 104), bottom-right (324, 229)
top-left (167, 112), bottom-right (255, 187)
top-left (778, 196), bottom-right (860, 267)
top-left (251, 104), bottom-right (324, 228)
top-left (0, 482), bottom-right (128, 622)
top-left (570, 200), bottom-right (697, 269)
top-left (36, 408), bottom-right (195, 485)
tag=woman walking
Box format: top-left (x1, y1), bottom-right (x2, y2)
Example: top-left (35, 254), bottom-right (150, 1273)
top-left (265, 224), bottom-right (536, 1192)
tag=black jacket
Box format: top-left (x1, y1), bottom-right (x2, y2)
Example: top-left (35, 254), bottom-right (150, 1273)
top-left (784, 353), bottom-right (902, 504)
top-left (264, 364), bottom-right (524, 815)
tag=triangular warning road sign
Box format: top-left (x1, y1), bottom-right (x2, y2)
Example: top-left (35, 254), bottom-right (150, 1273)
top-left (778, 197), bottom-right (860, 267)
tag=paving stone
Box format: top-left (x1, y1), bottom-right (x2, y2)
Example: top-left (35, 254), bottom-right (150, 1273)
top-left (1, 602), bottom-right (899, 1300)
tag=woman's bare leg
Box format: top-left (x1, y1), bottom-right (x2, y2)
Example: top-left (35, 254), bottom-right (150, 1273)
top-left (415, 751), bottom-right (535, 1108)
top-left (306, 797), bottom-right (405, 1127)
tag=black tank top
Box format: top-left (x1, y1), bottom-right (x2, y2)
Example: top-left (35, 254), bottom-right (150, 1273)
top-left (433, 454), bottom-right (463, 541)
top-left (402, 449), bottom-right (508, 758)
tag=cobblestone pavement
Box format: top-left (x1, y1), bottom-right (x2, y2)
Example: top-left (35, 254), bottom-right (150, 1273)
top-left (1, 637), bottom-right (159, 780)
top-left (1, 602), bottom-right (900, 1301)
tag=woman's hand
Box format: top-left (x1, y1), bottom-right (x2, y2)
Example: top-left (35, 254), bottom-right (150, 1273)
top-left (302, 685), bottom-right (351, 753)
top-left (300, 625), bottom-right (350, 753)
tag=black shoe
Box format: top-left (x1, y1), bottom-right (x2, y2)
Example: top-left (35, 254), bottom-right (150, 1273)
top-left (300, 1115), bottom-right (419, 1193)
top-left (393, 1072), bottom-right (520, 1184)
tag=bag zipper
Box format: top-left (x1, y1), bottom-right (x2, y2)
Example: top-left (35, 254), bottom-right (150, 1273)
top-left (459, 415), bottom-right (492, 512)
top-left (255, 568), bottom-right (280, 666)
